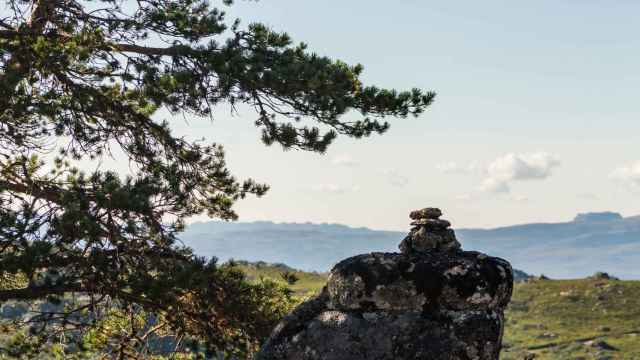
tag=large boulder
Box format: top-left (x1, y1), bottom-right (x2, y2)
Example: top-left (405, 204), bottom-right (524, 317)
top-left (257, 208), bottom-right (514, 360)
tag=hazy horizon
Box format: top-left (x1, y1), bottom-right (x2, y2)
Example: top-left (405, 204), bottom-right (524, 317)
top-left (186, 210), bottom-right (636, 233)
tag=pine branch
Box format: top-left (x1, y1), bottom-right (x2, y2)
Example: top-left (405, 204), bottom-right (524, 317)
top-left (0, 282), bottom-right (82, 302)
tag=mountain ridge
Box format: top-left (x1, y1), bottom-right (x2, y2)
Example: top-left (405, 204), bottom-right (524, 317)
top-left (180, 212), bottom-right (640, 279)
top-left (188, 211), bottom-right (638, 232)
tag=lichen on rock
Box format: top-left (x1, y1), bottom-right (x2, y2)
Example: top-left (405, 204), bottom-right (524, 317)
top-left (257, 207), bottom-right (514, 360)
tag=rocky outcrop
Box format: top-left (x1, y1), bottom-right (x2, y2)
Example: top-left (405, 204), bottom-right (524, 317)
top-left (257, 208), bottom-right (514, 360)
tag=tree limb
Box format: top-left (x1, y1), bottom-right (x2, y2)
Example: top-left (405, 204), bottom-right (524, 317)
top-left (0, 283), bottom-right (82, 302)
top-left (0, 179), bottom-right (62, 204)
top-left (0, 28), bottom-right (191, 57)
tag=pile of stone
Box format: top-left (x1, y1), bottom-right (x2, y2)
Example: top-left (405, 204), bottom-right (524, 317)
top-left (257, 207), bottom-right (513, 360)
top-left (398, 207), bottom-right (461, 253)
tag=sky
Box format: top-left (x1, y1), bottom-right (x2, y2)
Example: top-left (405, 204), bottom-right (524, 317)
top-left (95, 1), bottom-right (640, 230)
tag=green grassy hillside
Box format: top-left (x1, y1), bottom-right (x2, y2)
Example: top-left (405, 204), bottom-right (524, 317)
top-left (235, 261), bottom-right (328, 298)
top-left (503, 277), bottom-right (640, 360)
top-left (242, 264), bottom-right (640, 360)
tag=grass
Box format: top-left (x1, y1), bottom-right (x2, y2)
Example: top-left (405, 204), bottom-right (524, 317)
top-left (241, 263), bottom-right (640, 360)
top-left (235, 261), bottom-right (328, 298)
top-left (502, 277), bottom-right (640, 359)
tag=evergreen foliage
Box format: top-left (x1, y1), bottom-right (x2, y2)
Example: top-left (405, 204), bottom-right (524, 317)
top-left (0, 0), bottom-right (434, 357)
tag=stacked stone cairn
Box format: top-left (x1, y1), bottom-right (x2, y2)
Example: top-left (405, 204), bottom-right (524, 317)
top-left (257, 208), bottom-right (513, 360)
top-left (398, 207), bottom-right (461, 253)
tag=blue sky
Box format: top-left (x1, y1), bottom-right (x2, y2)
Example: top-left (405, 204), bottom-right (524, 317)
top-left (104, 1), bottom-right (640, 229)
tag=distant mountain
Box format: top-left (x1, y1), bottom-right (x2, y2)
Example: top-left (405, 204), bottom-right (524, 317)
top-left (180, 221), bottom-right (400, 272)
top-left (456, 212), bottom-right (640, 279)
top-left (179, 212), bottom-right (640, 279)
top-left (512, 269), bottom-right (532, 283)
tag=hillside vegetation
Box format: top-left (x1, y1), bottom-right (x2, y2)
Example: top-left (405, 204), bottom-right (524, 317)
top-left (3, 263), bottom-right (639, 359)
top-left (240, 263), bottom-right (640, 360)
top-left (503, 277), bottom-right (640, 359)
top-left (235, 261), bottom-right (327, 298)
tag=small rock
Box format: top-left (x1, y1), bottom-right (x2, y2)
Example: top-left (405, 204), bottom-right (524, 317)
top-left (521, 323), bottom-right (546, 331)
top-left (537, 332), bottom-right (557, 339)
top-left (585, 340), bottom-right (618, 351)
top-left (409, 229), bottom-right (460, 253)
top-left (410, 218), bottom-right (451, 228)
top-left (409, 207), bottom-right (442, 220)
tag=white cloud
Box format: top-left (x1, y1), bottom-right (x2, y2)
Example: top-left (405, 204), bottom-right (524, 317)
top-left (384, 169), bottom-right (409, 187)
top-left (610, 161), bottom-right (640, 189)
top-left (331, 154), bottom-right (358, 167)
top-left (480, 178), bottom-right (511, 193)
top-left (480, 152), bottom-right (560, 193)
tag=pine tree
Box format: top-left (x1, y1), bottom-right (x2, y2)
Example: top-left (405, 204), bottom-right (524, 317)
top-left (0, 0), bottom-right (435, 357)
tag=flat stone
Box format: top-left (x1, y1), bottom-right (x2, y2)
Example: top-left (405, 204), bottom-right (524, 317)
top-left (586, 340), bottom-right (619, 351)
top-left (409, 207), bottom-right (442, 220)
top-left (410, 218), bottom-right (451, 228)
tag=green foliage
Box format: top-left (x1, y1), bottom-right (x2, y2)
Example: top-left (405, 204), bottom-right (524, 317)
top-left (0, 266), bottom-right (298, 359)
top-left (235, 261), bottom-right (328, 298)
top-left (0, 0), bottom-right (434, 357)
top-left (0, 272), bottom-right (27, 290)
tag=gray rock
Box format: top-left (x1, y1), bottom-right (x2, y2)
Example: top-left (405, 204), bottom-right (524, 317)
top-left (410, 218), bottom-right (451, 228)
top-left (585, 340), bottom-right (618, 351)
top-left (409, 207), bottom-right (443, 220)
top-left (257, 208), bottom-right (513, 360)
top-left (399, 228), bottom-right (461, 254)
top-left (259, 308), bottom-right (504, 360)
top-left (258, 250), bottom-right (513, 360)
top-left (399, 207), bottom-right (462, 254)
